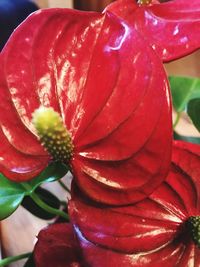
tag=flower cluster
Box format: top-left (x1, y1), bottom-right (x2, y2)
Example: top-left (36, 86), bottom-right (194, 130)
top-left (0, 0), bottom-right (200, 266)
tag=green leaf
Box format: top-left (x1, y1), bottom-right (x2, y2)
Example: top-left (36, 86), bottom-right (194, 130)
top-left (174, 131), bottom-right (200, 144)
top-left (23, 161), bottom-right (69, 193)
top-left (187, 98), bottom-right (200, 132)
top-left (169, 76), bottom-right (200, 112)
top-left (21, 187), bottom-right (61, 220)
top-left (0, 161), bottom-right (68, 220)
top-left (0, 175), bottom-right (25, 220)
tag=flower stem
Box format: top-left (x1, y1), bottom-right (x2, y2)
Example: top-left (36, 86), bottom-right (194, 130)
top-left (173, 112), bottom-right (181, 129)
top-left (22, 184), bottom-right (69, 221)
top-left (58, 180), bottom-right (71, 194)
top-left (0, 252), bottom-right (31, 267)
top-left (30, 190), bottom-right (69, 221)
top-left (60, 200), bottom-right (67, 207)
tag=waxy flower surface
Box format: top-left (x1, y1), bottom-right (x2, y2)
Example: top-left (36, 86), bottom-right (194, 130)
top-left (0, 7), bottom-right (172, 205)
top-left (1, 2), bottom-right (200, 267)
top-left (106, 0), bottom-right (200, 62)
top-left (34, 223), bottom-right (83, 267)
top-left (33, 141), bottom-right (200, 267)
top-left (68, 140), bottom-right (200, 267)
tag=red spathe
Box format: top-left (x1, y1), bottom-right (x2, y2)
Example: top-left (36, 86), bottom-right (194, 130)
top-left (106, 0), bottom-right (200, 62)
top-left (0, 7), bottom-right (171, 205)
top-left (69, 141), bottom-right (200, 266)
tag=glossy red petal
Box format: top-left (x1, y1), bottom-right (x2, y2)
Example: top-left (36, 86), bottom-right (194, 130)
top-left (1, 7), bottom-right (172, 191)
top-left (0, 127), bottom-right (48, 181)
top-left (69, 140), bottom-right (200, 266)
top-left (106, 0), bottom-right (200, 62)
top-left (0, 57), bottom-right (47, 156)
top-left (172, 140), bottom-right (200, 214)
top-left (70, 10), bottom-right (172, 205)
top-left (0, 58), bottom-right (49, 180)
top-left (73, 17), bottom-right (171, 160)
top-left (74, 28), bottom-right (162, 151)
top-left (0, 9), bottom-right (118, 179)
top-left (34, 223), bottom-right (84, 267)
top-left (77, 234), bottom-right (188, 267)
top-left (71, 88), bottom-right (172, 204)
top-left (1, 9), bottom-right (106, 134)
top-left (69, 183), bottom-right (180, 254)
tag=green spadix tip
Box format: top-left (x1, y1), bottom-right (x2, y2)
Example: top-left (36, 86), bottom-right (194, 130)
top-left (32, 106), bottom-right (73, 162)
top-left (187, 216), bottom-right (200, 248)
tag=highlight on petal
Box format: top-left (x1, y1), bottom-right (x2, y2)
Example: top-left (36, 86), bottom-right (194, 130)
top-left (106, 0), bottom-right (200, 62)
top-left (0, 8), bottom-right (109, 180)
top-left (0, 126), bottom-right (49, 182)
top-left (72, 86), bottom-right (172, 204)
top-left (71, 22), bottom-right (172, 204)
top-left (69, 140), bottom-right (200, 266)
top-left (172, 140), bottom-right (200, 213)
top-left (34, 223), bottom-right (83, 267)
top-left (0, 6), bottom-right (172, 199)
top-left (65, 4), bottom-right (172, 205)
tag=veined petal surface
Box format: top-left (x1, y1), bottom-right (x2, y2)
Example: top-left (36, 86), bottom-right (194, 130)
top-left (0, 8), bottom-right (171, 201)
top-left (106, 0), bottom-right (200, 62)
top-left (69, 141), bottom-right (200, 266)
top-left (34, 223), bottom-right (84, 267)
top-left (69, 12), bottom-right (172, 205)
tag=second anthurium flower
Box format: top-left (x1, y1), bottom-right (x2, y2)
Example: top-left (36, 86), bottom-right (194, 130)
top-left (33, 140), bottom-right (200, 267)
top-left (106, 0), bottom-right (200, 62)
top-left (0, 7), bottom-right (172, 205)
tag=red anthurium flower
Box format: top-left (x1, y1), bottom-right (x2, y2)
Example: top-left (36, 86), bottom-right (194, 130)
top-left (34, 223), bottom-right (84, 267)
top-left (106, 0), bottom-right (200, 62)
top-left (0, 8), bottom-right (172, 204)
top-left (69, 140), bottom-right (200, 266)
